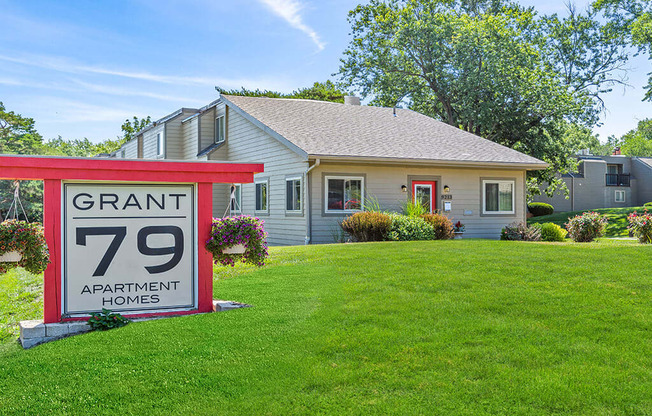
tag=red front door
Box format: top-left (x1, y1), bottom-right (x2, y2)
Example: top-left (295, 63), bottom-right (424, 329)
top-left (412, 181), bottom-right (437, 213)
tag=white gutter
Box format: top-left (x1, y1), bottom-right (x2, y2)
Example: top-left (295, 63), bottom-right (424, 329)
top-left (304, 158), bottom-right (321, 245)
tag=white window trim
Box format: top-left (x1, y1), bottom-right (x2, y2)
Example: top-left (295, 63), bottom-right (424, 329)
top-left (324, 175), bottom-right (365, 213)
top-left (482, 179), bottom-right (515, 215)
top-left (215, 115), bottom-right (225, 144)
top-left (230, 184), bottom-right (242, 214)
top-left (255, 179), bottom-right (269, 213)
top-left (615, 190), bottom-right (626, 203)
top-left (156, 131), bottom-right (165, 158)
top-left (285, 176), bottom-right (303, 213)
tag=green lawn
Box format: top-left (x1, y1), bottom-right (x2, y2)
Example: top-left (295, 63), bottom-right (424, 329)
top-left (0, 240), bottom-right (651, 415)
top-left (0, 268), bottom-right (42, 345)
top-left (528, 206), bottom-right (647, 237)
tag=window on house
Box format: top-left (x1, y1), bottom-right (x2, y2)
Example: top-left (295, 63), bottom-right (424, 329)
top-left (230, 184), bottom-right (242, 213)
top-left (615, 190), bottom-right (626, 203)
top-left (483, 180), bottom-right (514, 214)
top-left (325, 176), bottom-right (364, 212)
top-left (286, 177), bottom-right (302, 212)
top-left (156, 132), bottom-right (164, 157)
top-left (215, 116), bottom-right (225, 144)
top-left (255, 180), bottom-right (268, 212)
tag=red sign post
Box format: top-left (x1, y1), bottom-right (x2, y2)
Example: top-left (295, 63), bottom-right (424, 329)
top-left (0, 155), bottom-right (263, 323)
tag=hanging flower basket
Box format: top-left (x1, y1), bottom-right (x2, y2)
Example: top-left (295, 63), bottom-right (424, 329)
top-left (0, 220), bottom-right (50, 275)
top-left (206, 216), bottom-right (268, 267)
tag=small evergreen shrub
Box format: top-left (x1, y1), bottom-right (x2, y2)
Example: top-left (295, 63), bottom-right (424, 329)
top-left (540, 222), bottom-right (567, 242)
top-left (644, 202), bottom-right (652, 208)
top-left (206, 216), bottom-right (268, 266)
top-left (528, 202), bottom-right (554, 217)
top-left (0, 220), bottom-right (50, 275)
top-left (388, 214), bottom-right (435, 241)
top-left (421, 213), bottom-right (454, 240)
top-left (500, 222), bottom-right (541, 241)
top-left (627, 210), bottom-right (652, 244)
top-left (565, 212), bottom-right (607, 242)
top-left (88, 308), bottom-right (130, 331)
top-left (340, 212), bottom-right (392, 242)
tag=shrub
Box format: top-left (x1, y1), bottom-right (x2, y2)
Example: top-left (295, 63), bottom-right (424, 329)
top-left (627, 210), bottom-right (652, 244)
top-left (402, 200), bottom-right (428, 217)
top-left (421, 213), bottom-right (454, 240)
top-left (644, 202), bottom-right (652, 208)
top-left (500, 222), bottom-right (541, 241)
top-left (88, 308), bottom-right (130, 331)
top-left (388, 214), bottom-right (435, 241)
top-left (0, 220), bottom-right (50, 275)
top-left (528, 202), bottom-right (554, 217)
top-left (540, 222), bottom-right (567, 242)
top-left (206, 216), bottom-right (268, 266)
top-left (565, 212), bottom-right (607, 242)
top-left (340, 211), bottom-right (392, 242)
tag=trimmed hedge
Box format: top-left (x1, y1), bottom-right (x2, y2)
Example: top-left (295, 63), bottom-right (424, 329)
top-left (388, 214), bottom-right (436, 241)
top-left (528, 202), bottom-right (554, 217)
top-left (340, 212), bottom-right (392, 242)
top-left (540, 222), bottom-right (567, 242)
top-left (644, 202), bottom-right (652, 208)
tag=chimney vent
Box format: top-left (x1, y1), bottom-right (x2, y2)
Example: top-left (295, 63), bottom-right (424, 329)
top-left (344, 96), bottom-right (360, 106)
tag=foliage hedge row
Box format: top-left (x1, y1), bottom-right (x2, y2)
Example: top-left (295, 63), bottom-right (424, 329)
top-left (340, 212), bottom-right (455, 242)
top-left (528, 202), bottom-right (554, 217)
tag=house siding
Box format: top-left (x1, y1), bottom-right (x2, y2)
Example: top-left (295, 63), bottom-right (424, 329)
top-left (181, 116), bottom-right (199, 160)
top-left (142, 124), bottom-right (165, 159)
top-left (123, 139), bottom-right (138, 159)
top-left (632, 158), bottom-right (652, 205)
top-left (309, 163), bottom-right (527, 244)
top-left (209, 106), bottom-right (308, 246)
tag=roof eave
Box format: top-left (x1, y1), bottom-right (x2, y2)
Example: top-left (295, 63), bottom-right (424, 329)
top-left (308, 154), bottom-right (549, 170)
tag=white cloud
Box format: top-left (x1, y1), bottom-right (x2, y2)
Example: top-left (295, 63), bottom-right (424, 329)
top-left (257, 0), bottom-right (325, 51)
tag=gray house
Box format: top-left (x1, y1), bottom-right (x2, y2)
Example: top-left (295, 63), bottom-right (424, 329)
top-left (112, 95), bottom-right (547, 245)
top-left (532, 154), bottom-right (652, 211)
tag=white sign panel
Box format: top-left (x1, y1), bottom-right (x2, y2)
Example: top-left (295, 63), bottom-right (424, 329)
top-left (63, 183), bottom-right (196, 316)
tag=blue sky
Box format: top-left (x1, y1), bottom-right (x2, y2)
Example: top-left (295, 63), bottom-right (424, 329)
top-left (0, 0), bottom-right (650, 143)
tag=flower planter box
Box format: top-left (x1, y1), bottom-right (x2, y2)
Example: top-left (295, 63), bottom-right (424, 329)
top-left (221, 244), bottom-right (246, 254)
top-left (0, 251), bottom-right (22, 262)
top-left (453, 232), bottom-right (464, 240)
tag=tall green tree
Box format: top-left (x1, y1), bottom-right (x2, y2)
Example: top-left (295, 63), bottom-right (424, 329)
top-left (619, 118), bottom-right (652, 156)
top-left (338, 0), bottom-right (629, 195)
top-left (0, 102), bottom-right (43, 155)
top-left (121, 116), bottom-right (151, 143)
top-left (593, 0), bottom-right (652, 99)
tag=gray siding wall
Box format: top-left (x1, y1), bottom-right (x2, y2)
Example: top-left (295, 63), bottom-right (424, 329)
top-left (309, 163), bottom-right (527, 243)
top-left (199, 107), bottom-right (217, 152)
top-left (123, 139), bottom-right (138, 159)
top-left (209, 106), bottom-right (309, 246)
top-left (181, 116), bottom-right (199, 160)
top-left (142, 124), bottom-right (165, 159)
top-left (632, 158), bottom-right (652, 205)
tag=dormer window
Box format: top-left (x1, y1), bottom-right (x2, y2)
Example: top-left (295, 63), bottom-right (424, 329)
top-left (156, 132), bottom-right (164, 157)
top-left (215, 116), bottom-right (225, 144)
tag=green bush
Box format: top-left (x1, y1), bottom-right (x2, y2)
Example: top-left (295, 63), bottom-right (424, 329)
top-left (565, 212), bottom-right (608, 242)
top-left (421, 213), bottom-right (454, 240)
top-left (388, 214), bottom-right (435, 241)
top-left (540, 222), bottom-right (567, 242)
top-left (500, 222), bottom-right (541, 241)
top-left (528, 202), bottom-right (554, 217)
top-left (627, 211), bottom-right (652, 244)
top-left (340, 212), bottom-right (392, 242)
top-left (88, 308), bottom-right (130, 331)
top-left (644, 202), bottom-right (652, 208)
top-left (402, 200), bottom-right (428, 217)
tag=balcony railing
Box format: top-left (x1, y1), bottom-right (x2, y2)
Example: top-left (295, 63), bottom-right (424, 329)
top-left (606, 173), bottom-right (630, 187)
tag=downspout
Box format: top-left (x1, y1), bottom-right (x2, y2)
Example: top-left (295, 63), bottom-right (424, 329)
top-left (570, 175), bottom-right (575, 211)
top-left (304, 158), bottom-right (321, 245)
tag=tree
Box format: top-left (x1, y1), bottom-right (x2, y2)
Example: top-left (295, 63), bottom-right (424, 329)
top-left (0, 101), bottom-right (43, 155)
top-left (619, 119), bottom-right (652, 156)
top-left (561, 123), bottom-right (612, 156)
top-left (121, 116), bottom-right (151, 143)
top-left (338, 0), bottom-right (629, 196)
top-left (216, 81), bottom-right (345, 103)
top-left (593, 0), bottom-right (652, 99)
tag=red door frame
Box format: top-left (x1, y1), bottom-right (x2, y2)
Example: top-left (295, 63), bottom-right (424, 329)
top-left (0, 156), bottom-right (264, 323)
top-left (412, 181), bottom-right (437, 213)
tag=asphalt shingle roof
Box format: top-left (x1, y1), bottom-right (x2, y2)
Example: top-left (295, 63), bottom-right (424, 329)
top-left (221, 94), bottom-right (547, 168)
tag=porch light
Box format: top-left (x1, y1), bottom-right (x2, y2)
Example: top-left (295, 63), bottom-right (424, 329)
top-left (401, 185), bottom-right (407, 192)
top-left (443, 185), bottom-right (450, 194)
